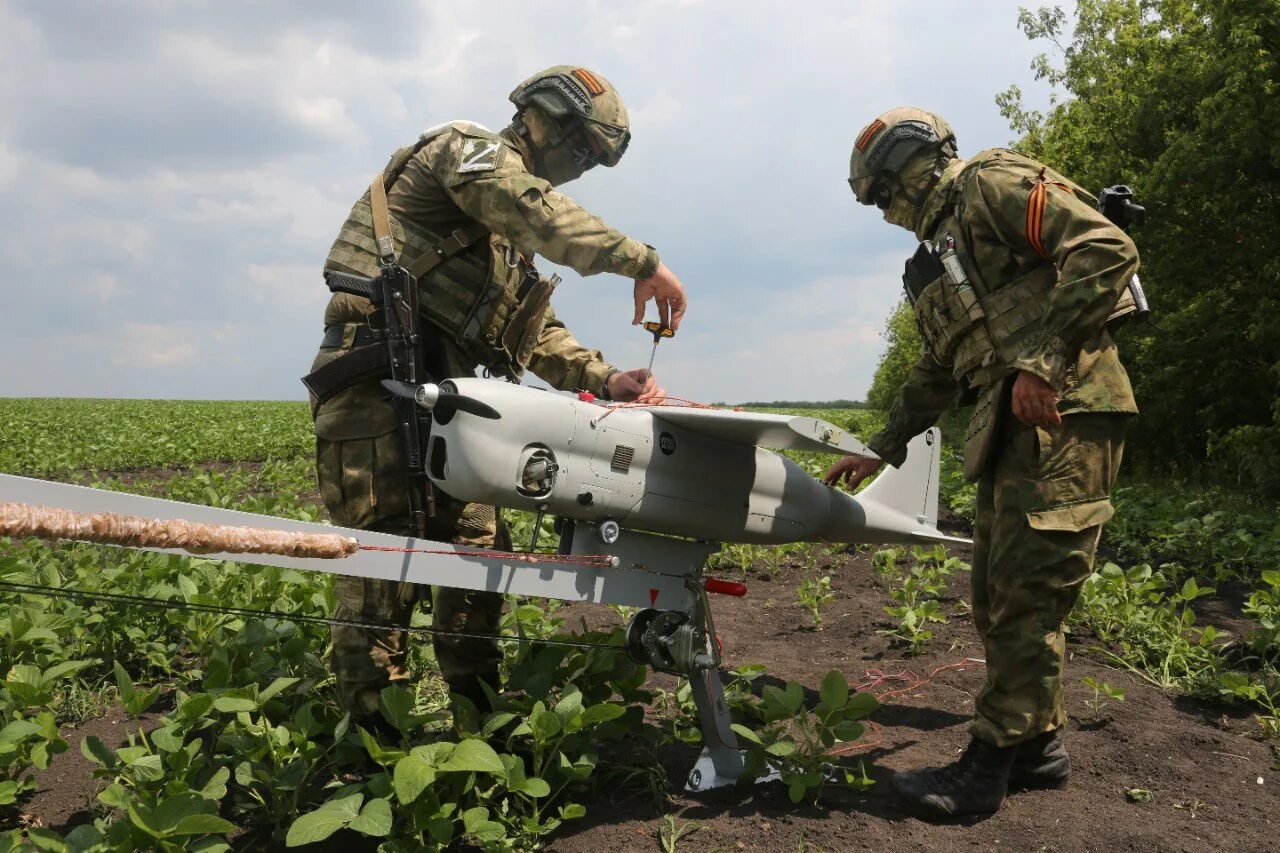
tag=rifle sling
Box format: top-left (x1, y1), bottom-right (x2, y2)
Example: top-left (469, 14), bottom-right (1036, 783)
top-left (368, 171), bottom-right (489, 277)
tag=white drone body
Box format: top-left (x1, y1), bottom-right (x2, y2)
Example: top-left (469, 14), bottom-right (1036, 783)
top-left (424, 378), bottom-right (958, 548)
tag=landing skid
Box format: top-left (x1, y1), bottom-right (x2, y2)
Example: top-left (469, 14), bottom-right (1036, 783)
top-left (684, 749), bottom-right (781, 792)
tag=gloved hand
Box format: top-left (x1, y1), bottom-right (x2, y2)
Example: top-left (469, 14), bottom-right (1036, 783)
top-left (822, 453), bottom-right (883, 490)
top-left (606, 369), bottom-right (667, 404)
top-left (633, 261), bottom-right (688, 331)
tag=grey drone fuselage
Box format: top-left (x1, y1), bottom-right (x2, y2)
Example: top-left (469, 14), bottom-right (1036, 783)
top-left (423, 378), bottom-right (956, 547)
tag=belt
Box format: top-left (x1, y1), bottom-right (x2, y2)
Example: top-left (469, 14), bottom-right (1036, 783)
top-left (321, 323), bottom-right (379, 349)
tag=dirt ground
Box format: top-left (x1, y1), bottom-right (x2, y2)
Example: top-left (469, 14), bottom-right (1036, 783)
top-left (548, 537), bottom-right (1280, 853)
top-left (20, 529), bottom-right (1279, 851)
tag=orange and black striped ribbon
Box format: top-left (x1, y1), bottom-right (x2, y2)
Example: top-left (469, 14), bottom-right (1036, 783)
top-left (572, 68), bottom-right (605, 96)
top-left (1027, 181), bottom-right (1051, 259)
top-left (856, 119), bottom-right (886, 152)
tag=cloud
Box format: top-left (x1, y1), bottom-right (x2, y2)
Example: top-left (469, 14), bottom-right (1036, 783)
top-left (112, 324), bottom-right (200, 368)
top-left (0, 0), bottom-right (1065, 401)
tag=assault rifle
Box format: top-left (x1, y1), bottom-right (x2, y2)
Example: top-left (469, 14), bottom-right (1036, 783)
top-left (313, 267), bottom-right (434, 533)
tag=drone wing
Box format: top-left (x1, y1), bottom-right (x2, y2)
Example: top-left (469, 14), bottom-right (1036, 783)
top-left (648, 407), bottom-right (871, 456)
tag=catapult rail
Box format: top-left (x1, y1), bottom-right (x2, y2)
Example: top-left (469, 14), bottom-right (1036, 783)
top-left (0, 474), bottom-right (712, 613)
top-left (0, 473), bottom-right (749, 790)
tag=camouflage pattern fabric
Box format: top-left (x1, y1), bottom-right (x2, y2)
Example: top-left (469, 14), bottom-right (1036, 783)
top-left (312, 335), bottom-right (507, 716)
top-left (969, 412), bottom-right (1126, 746)
top-left (328, 507), bottom-right (507, 718)
top-left (314, 112), bottom-right (663, 714)
top-left (866, 148), bottom-right (1140, 470)
top-left (858, 138), bottom-right (1139, 748)
top-left (416, 123), bottom-right (655, 277)
top-left (324, 122), bottom-right (656, 391)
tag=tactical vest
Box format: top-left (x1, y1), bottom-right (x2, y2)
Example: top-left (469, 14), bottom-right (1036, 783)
top-left (324, 122), bottom-right (555, 380)
top-left (909, 149), bottom-right (1136, 392)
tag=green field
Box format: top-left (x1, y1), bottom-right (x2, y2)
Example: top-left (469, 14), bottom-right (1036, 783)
top-left (0, 398), bottom-right (1276, 851)
top-left (0, 399), bottom-right (314, 477)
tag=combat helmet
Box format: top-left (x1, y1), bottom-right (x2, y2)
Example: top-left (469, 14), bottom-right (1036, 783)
top-left (510, 65), bottom-right (630, 177)
top-left (848, 107), bottom-right (957, 210)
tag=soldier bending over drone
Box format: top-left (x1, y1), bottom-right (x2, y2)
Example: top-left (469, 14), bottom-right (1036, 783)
top-left (304, 66), bottom-right (688, 718)
top-left (826, 108), bottom-right (1140, 820)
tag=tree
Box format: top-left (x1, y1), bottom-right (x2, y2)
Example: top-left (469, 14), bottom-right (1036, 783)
top-left (867, 299), bottom-right (922, 412)
top-left (997, 0), bottom-right (1280, 491)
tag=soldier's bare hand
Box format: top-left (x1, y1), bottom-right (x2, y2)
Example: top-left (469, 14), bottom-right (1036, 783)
top-left (607, 369), bottom-right (667, 404)
top-left (823, 454), bottom-right (883, 490)
top-left (1011, 370), bottom-right (1063, 427)
top-left (634, 262), bottom-right (687, 331)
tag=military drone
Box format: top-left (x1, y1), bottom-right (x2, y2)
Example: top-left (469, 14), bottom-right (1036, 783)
top-left (0, 379), bottom-right (960, 791)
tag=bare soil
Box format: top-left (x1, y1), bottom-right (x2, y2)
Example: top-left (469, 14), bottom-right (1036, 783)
top-left (22, 706), bottom-right (164, 836)
top-left (549, 540), bottom-right (1280, 853)
top-left (18, 537), bottom-right (1279, 851)
top-left (64, 459), bottom-right (264, 488)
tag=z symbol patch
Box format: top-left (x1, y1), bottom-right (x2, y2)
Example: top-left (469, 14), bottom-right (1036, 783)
top-left (457, 139), bottom-right (499, 174)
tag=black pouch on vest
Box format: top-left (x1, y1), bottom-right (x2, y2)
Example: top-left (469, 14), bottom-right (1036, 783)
top-left (903, 242), bottom-right (944, 306)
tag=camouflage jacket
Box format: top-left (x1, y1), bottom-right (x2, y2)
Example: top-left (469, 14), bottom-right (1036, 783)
top-left (866, 149), bottom-right (1139, 468)
top-left (322, 122), bottom-right (660, 394)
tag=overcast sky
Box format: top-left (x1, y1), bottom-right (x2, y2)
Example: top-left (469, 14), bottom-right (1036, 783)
top-left (0, 0), bottom-right (1064, 403)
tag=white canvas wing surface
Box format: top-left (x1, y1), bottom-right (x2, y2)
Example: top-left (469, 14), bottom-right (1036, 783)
top-left (648, 407), bottom-right (871, 456)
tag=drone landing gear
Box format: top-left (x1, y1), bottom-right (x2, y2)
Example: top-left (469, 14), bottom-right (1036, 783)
top-left (625, 607), bottom-right (746, 791)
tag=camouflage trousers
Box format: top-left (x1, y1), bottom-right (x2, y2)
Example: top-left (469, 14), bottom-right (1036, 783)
top-left (312, 370), bottom-right (506, 719)
top-left (968, 412), bottom-right (1127, 747)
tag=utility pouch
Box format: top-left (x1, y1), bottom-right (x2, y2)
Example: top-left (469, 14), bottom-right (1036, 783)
top-left (914, 275), bottom-right (991, 379)
top-left (500, 272), bottom-right (558, 368)
top-left (962, 375), bottom-right (1012, 481)
top-left (903, 242), bottom-right (944, 306)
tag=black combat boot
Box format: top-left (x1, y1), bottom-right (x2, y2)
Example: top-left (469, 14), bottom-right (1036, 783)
top-left (892, 737), bottom-right (1017, 820)
top-left (1008, 728), bottom-right (1071, 790)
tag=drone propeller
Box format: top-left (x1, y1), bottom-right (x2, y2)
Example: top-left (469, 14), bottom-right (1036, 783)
top-left (380, 380), bottom-right (501, 421)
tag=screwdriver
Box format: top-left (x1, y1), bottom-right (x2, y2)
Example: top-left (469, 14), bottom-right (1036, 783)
top-left (643, 321), bottom-right (675, 373)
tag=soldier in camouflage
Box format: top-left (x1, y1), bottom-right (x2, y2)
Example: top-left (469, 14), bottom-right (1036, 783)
top-left (824, 107), bottom-right (1139, 819)
top-left (309, 66), bottom-right (688, 719)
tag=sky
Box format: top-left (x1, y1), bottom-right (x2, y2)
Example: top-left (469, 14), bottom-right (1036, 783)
top-left (0, 0), bottom-right (1064, 403)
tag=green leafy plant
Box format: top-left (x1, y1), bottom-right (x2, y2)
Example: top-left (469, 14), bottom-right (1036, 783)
top-left (731, 671), bottom-right (877, 804)
top-left (1080, 676), bottom-right (1126, 722)
top-left (0, 660), bottom-right (93, 814)
top-left (879, 557), bottom-right (954, 655)
top-left (0, 706), bottom-right (66, 812)
top-left (710, 543), bottom-right (760, 574)
top-left (796, 576), bottom-right (834, 630)
top-left (288, 788), bottom-right (393, 846)
top-left (657, 814), bottom-right (701, 852)
top-left (114, 661), bottom-right (162, 718)
top-left (872, 547), bottom-right (904, 577)
top-left (1244, 570), bottom-right (1280, 660)
top-left (1074, 564), bottom-right (1220, 688)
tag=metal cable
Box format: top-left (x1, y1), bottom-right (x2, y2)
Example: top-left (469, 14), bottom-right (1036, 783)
top-left (0, 579), bottom-right (625, 652)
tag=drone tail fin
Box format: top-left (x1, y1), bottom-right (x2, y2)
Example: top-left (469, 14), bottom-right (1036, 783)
top-left (824, 428), bottom-right (971, 545)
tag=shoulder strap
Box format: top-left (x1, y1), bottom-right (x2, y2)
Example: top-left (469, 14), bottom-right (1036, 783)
top-left (367, 125), bottom-right (493, 273)
top-left (369, 140), bottom-right (430, 267)
top-left (405, 223), bottom-right (491, 279)
top-left (368, 128), bottom-right (491, 268)
top-left (369, 167), bottom-right (397, 265)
